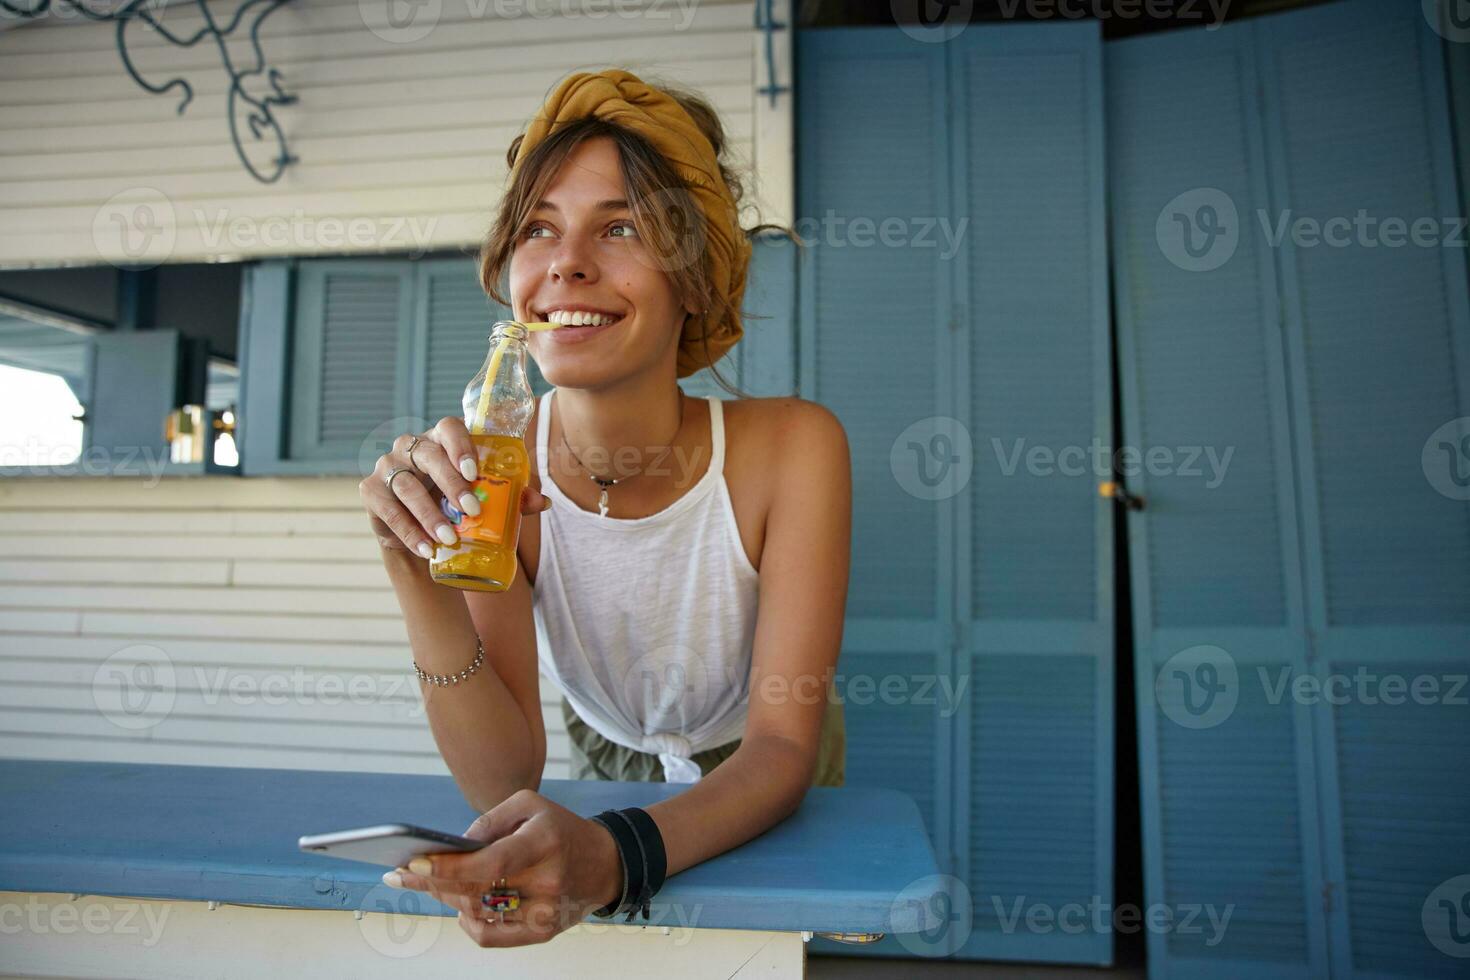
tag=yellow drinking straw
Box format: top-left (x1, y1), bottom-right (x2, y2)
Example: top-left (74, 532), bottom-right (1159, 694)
top-left (470, 321), bottom-right (560, 434)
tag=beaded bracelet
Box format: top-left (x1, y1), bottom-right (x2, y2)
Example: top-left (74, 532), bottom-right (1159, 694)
top-left (413, 638), bottom-right (485, 686)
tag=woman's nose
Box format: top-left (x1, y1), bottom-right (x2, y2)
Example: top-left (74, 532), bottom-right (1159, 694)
top-left (548, 237), bottom-right (597, 283)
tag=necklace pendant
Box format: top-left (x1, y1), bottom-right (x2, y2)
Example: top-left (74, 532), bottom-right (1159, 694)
top-left (597, 487), bottom-right (609, 518)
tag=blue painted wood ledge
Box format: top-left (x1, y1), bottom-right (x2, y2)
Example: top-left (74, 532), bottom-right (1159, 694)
top-left (0, 760), bottom-right (942, 935)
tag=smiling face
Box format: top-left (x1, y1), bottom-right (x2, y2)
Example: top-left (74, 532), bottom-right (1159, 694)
top-left (509, 136), bottom-right (697, 388)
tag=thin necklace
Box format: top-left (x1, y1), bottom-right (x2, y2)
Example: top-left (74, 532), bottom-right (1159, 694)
top-left (558, 394), bottom-right (685, 518)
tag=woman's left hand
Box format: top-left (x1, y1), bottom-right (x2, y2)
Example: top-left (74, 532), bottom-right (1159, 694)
top-left (382, 789), bottom-right (624, 947)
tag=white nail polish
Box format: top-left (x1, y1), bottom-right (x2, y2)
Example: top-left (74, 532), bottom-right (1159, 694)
top-left (436, 525), bottom-right (457, 545)
top-left (459, 457), bottom-right (477, 480)
top-left (458, 492), bottom-right (481, 516)
top-left (382, 870), bottom-right (404, 888)
top-left (415, 541), bottom-right (433, 560)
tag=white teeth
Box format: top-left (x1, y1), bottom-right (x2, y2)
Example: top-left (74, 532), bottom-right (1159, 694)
top-left (546, 309), bottom-right (619, 327)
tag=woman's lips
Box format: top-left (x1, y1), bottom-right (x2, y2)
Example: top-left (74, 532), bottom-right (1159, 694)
top-left (540, 314), bottom-right (624, 344)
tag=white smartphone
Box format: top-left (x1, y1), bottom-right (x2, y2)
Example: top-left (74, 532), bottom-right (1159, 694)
top-left (298, 823), bottom-right (487, 869)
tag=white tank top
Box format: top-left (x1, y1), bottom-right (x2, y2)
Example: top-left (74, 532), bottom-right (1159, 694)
top-left (530, 388), bottom-right (760, 783)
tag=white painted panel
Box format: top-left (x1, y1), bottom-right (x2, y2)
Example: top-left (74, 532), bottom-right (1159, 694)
top-left (0, 477), bottom-right (574, 784)
top-left (0, 891), bottom-right (802, 980)
top-left (0, 0), bottom-right (774, 268)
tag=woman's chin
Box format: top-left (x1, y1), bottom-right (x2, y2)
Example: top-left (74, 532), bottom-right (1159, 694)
top-left (535, 357), bottom-right (624, 391)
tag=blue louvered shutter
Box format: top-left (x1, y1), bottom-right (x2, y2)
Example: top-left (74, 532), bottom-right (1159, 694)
top-left (797, 30), bottom-right (954, 962)
top-left (1256, 4), bottom-right (1470, 976)
top-left (949, 23), bottom-right (1114, 966)
top-left (288, 262), bottom-right (414, 462)
top-left (1109, 21), bottom-right (1330, 979)
top-left (411, 259), bottom-right (551, 429)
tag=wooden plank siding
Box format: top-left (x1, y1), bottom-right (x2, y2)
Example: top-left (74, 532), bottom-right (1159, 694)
top-left (0, 476), bottom-right (576, 779)
top-left (0, 0), bottom-right (780, 268)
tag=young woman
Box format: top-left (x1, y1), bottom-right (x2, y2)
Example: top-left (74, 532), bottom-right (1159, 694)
top-left (358, 69), bottom-right (851, 947)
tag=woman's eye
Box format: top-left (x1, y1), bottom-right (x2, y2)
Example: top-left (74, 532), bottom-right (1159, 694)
top-left (523, 223), bottom-right (551, 239)
top-left (608, 221), bottom-right (638, 239)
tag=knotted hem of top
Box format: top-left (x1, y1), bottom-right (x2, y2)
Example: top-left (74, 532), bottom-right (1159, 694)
top-left (560, 694), bottom-right (846, 788)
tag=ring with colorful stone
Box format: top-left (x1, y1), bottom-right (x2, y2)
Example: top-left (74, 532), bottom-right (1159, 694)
top-left (480, 878), bottom-right (519, 924)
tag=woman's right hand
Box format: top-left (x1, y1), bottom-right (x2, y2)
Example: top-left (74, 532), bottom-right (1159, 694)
top-left (360, 416), bottom-right (550, 558)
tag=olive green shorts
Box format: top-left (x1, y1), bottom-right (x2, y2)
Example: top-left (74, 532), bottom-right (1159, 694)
top-left (561, 690), bottom-right (846, 787)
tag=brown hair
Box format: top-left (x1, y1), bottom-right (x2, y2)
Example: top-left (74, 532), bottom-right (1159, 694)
top-left (478, 80), bottom-right (791, 398)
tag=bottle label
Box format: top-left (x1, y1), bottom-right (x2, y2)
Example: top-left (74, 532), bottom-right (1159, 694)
top-left (441, 476), bottom-right (514, 545)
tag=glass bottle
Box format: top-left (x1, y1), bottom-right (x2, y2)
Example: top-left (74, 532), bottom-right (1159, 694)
top-left (429, 321), bottom-right (534, 592)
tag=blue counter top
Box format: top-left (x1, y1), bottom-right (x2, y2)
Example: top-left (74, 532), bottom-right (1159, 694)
top-left (0, 760), bottom-right (941, 935)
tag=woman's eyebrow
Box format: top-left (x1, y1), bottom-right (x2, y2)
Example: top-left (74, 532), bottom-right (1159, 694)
top-left (531, 198), bottom-right (631, 214)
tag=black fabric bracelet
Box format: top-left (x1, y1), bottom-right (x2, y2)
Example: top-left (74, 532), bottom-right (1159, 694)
top-left (616, 806), bottom-right (667, 918)
top-left (589, 810), bottom-right (644, 921)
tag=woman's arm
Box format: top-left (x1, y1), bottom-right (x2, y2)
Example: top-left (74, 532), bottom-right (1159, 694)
top-left (647, 400), bottom-right (852, 876)
top-left (381, 547), bottom-right (543, 812)
top-left (362, 418), bottom-right (550, 813)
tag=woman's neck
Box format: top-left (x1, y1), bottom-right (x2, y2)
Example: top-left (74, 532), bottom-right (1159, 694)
top-left (550, 378), bottom-right (692, 486)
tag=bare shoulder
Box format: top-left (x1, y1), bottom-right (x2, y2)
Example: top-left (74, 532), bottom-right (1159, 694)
top-left (725, 395), bottom-right (844, 437)
top-left (725, 396), bottom-right (850, 482)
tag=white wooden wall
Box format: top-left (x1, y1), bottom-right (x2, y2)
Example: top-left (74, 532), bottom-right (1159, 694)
top-left (0, 476), bottom-right (574, 780)
top-left (0, 0), bottom-right (792, 269)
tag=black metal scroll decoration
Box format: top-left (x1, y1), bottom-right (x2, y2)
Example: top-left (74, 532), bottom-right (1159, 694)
top-left (0, 0), bottom-right (299, 184)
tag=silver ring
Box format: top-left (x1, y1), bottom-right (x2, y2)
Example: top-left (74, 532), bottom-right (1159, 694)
top-left (384, 465), bottom-right (414, 491)
top-left (405, 434), bottom-right (423, 472)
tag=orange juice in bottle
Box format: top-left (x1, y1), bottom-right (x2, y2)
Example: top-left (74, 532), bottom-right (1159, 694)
top-left (430, 320), bottom-right (535, 592)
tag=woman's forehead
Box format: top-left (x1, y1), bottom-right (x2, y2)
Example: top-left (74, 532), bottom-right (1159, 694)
top-left (542, 138), bottom-right (626, 201)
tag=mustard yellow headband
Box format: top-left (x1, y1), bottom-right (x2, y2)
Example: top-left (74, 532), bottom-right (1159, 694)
top-left (510, 68), bottom-right (751, 379)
